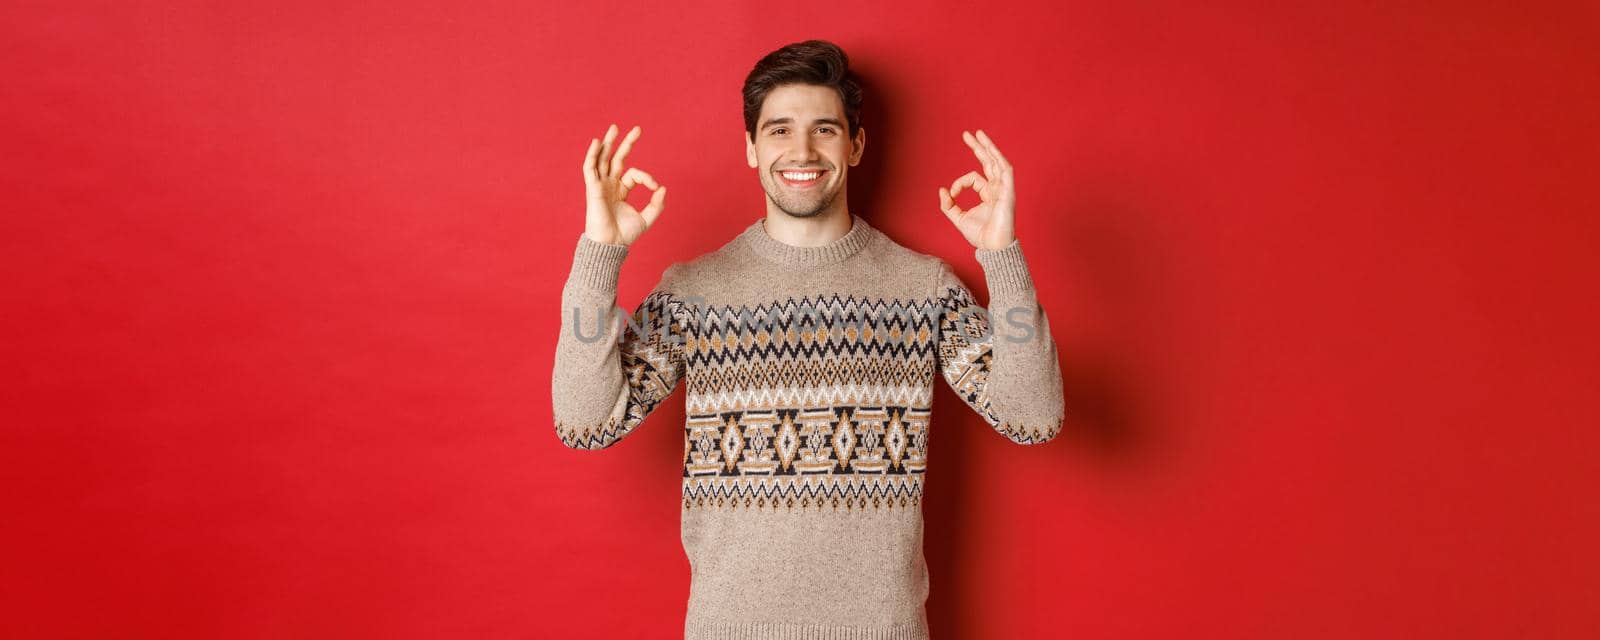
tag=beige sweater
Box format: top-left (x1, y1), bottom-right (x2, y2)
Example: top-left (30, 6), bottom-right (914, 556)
top-left (552, 213), bottom-right (1065, 639)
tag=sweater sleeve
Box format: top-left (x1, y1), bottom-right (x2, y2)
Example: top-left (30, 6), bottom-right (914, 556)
top-left (551, 232), bottom-right (688, 450)
top-left (933, 239), bottom-right (1065, 445)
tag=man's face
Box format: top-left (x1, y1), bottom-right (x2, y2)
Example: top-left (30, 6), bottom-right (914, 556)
top-left (746, 83), bottom-right (866, 219)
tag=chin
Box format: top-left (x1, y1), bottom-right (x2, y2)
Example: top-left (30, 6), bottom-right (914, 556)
top-left (765, 192), bottom-right (826, 219)
top-left (773, 200), bottom-right (832, 218)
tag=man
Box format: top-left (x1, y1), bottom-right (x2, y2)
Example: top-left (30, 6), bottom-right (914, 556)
top-left (552, 39), bottom-right (1064, 639)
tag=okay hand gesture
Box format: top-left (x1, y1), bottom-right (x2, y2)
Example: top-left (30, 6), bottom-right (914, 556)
top-left (938, 129), bottom-right (1017, 250)
top-left (581, 123), bottom-right (666, 246)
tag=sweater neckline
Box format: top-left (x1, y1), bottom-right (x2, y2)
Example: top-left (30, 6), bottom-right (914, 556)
top-left (739, 213), bottom-right (875, 267)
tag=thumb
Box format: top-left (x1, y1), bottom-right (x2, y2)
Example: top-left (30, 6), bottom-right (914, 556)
top-left (640, 185), bottom-right (666, 227)
top-left (938, 187), bottom-right (961, 225)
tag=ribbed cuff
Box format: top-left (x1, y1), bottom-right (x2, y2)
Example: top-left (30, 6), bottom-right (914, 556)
top-left (568, 232), bottom-right (629, 291)
top-left (974, 238), bottom-right (1034, 296)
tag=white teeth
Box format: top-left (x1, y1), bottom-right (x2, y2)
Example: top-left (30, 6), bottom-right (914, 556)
top-left (781, 171), bottom-right (821, 181)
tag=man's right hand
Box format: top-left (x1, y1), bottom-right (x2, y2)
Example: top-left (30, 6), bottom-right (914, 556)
top-left (582, 123), bottom-right (666, 246)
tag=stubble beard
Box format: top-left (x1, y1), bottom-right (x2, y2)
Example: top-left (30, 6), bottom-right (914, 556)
top-left (763, 170), bottom-right (839, 219)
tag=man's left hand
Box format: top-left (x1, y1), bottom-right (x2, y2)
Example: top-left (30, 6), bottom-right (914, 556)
top-left (938, 129), bottom-right (1017, 250)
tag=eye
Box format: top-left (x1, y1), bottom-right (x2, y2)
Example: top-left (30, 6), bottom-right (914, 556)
top-left (770, 127), bottom-right (787, 135)
top-left (817, 127), bottom-right (835, 134)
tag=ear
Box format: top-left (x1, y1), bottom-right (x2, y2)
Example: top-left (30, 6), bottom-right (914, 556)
top-left (849, 126), bottom-right (866, 167)
top-left (745, 131), bottom-right (758, 169)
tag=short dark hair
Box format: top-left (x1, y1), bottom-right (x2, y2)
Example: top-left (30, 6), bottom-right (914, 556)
top-left (742, 39), bottom-right (863, 141)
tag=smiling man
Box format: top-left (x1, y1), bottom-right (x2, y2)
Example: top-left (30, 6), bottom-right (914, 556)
top-left (748, 81), bottom-right (860, 222)
top-left (552, 39), bottom-right (1065, 639)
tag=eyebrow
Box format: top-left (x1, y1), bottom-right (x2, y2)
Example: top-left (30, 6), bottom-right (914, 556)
top-left (760, 116), bottom-right (846, 131)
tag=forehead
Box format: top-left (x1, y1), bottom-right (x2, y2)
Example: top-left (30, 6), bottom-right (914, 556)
top-left (758, 83), bottom-right (844, 122)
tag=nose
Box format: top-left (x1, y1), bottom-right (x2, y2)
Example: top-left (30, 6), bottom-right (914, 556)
top-left (789, 131), bottom-right (822, 162)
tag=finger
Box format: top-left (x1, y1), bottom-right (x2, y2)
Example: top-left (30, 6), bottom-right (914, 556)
top-left (948, 170), bottom-right (988, 200)
top-left (974, 129), bottom-right (1012, 173)
top-left (963, 130), bottom-right (999, 180)
top-left (598, 123), bottom-right (619, 179)
top-left (609, 125), bottom-right (642, 177)
top-left (939, 187), bottom-right (962, 223)
top-left (582, 137), bottom-right (602, 193)
top-left (641, 185), bottom-right (666, 227)
top-left (620, 166), bottom-right (660, 193)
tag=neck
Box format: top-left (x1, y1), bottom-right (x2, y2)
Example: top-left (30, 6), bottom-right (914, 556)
top-left (760, 207), bottom-right (855, 247)
top-left (741, 211), bottom-right (875, 267)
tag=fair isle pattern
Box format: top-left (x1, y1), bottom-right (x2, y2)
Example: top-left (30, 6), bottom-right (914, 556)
top-left (664, 288), bottom-right (1041, 510)
top-left (553, 281), bottom-right (1057, 455)
top-left (680, 292), bottom-right (945, 415)
top-left (550, 219), bottom-right (1062, 633)
top-left (935, 284), bottom-right (1062, 445)
top-left (683, 472), bottom-right (925, 511)
top-left (680, 404), bottom-right (930, 511)
top-left (553, 219), bottom-right (1065, 639)
top-left (553, 289), bottom-right (685, 450)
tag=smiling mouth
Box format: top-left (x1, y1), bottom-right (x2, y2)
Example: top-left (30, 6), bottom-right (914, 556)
top-left (777, 169), bottom-right (827, 188)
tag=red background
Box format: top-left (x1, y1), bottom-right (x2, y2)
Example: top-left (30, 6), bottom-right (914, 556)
top-left (4, 1), bottom-right (1597, 638)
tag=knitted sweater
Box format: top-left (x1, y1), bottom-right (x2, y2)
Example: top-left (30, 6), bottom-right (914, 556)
top-left (552, 212), bottom-right (1065, 640)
